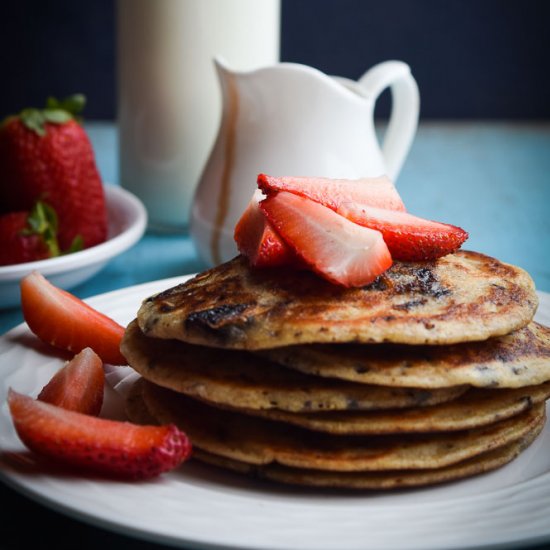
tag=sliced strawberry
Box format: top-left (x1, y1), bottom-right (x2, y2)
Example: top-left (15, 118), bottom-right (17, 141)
top-left (38, 347), bottom-right (104, 416)
top-left (260, 191), bottom-right (392, 287)
top-left (20, 271), bottom-right (126, 365)
top-left (8, 389), bottom-right (191, 479)
top-left (234, 190), bottom-right (301, 268)
top-left (338, 202), bottom-right (468, 261)
top-left (257, 173), bottom-right (406, 212)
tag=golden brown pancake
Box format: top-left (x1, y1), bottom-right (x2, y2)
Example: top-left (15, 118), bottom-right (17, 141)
top-left (214, 383), bottom-right (550, 435)
top-left (193, 427), bottom-right (542, 490)
top-left (261, 323), bottom-right (550, 389)
top-left (126, 378), bottom-right (547, 489)
top-left (138, 379), bottom-right (544, 472)
top-left (125, 376), bottom-right (158, 425)
top-left (136, 251), bottom-right (537, 349)
top-left (121, 319), bottom-right (466, 412)
top-left (125, 247), bottom-right (547, 490)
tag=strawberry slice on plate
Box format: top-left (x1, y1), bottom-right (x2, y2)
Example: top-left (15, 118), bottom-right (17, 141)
top-left (257, 173), bottom-right (406, 212)
top-left (260, 191), bottom-right (392, 287)
top-left (8, 389), bottom-right (191, 479)
top-left (338, 202), bottom-right (469, 261)
top-left (38, 347), bottom-right (105, 416)
top-left (20, 271), bottom-right (126, 365)
top-left (234, 190), bottom-right (300, 268)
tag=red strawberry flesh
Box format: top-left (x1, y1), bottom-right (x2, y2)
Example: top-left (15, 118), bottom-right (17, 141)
top-left (8, 389), bottom-right (191, 479)
top-left (38, 347), bottom-right (105, 416)
top-left (257, 173), bottom-right (406, 212)
top-left (338, 202), bottom-right (469, 261)
top-left (234, 190), bottom-right (301, 268)
top-left (21, 271), bottom-right (126, 365)
top-left (260, 191), bottom-right (392, 287)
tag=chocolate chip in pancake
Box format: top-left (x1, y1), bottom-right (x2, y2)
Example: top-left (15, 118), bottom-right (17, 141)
top-left (137, 251), bottom-right (537, 349)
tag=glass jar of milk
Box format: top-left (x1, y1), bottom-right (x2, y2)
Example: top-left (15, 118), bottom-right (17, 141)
top-left (117, 0), bottom-right (280, 232)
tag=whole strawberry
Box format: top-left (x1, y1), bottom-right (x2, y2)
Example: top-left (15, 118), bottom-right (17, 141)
top-left (0, 201), bottom-right (60, 266)
top-left (0, 95), bottom-right (108, 250)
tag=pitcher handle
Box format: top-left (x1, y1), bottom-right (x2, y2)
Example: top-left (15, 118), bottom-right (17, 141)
top-left (359, 61), bottom-right (419, 182)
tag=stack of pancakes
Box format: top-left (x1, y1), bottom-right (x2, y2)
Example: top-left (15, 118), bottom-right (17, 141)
top-left (122, 251), bottom-right (550, 489)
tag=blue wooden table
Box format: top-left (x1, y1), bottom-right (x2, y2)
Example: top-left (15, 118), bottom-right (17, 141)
top-left (1, 121), bottom-right (549, 334)
top-left (1, 121), bottom-right (549, 550)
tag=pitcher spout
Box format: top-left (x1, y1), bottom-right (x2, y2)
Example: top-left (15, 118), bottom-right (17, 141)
top-left (213, 56), bottom-right (231, 88)
top-left (213, 56), bottom-right (232, 80)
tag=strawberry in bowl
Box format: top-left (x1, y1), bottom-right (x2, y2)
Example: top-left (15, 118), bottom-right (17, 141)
top-left (0, 202), bottom-right (57, 266)
top-left (0, 94), bottom-right (107, 254)
top-left (0, 96), bottom-right (147, 308)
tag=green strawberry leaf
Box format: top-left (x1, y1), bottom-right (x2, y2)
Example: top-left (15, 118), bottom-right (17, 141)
top-left (20, 109), bottom-right (47, 136)
top-left (64, 234), bottom-right (84, 254)
top-left (42, 108), bottom-right (72, 124)
top-left (21, 201), bottom-right (61, 257)
top-left (19, 94), bottom-right (87, 135)
top-left (21, 201), bottom-right (85, 256)
top-left (46, 94), bottom-right (86, 118)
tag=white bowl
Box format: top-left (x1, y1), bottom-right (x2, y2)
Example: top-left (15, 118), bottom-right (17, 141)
top-left (0, 185), bottom-right (147, 308)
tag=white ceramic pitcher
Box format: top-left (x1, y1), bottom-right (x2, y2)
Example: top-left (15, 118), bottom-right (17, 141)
top-left (191, 59), bottom-right (420, 266)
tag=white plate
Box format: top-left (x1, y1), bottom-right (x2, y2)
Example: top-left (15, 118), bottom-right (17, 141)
top-left (0, 185), bottom-right (147, 308)
top-left (0, 280), bottom-right (549, 550)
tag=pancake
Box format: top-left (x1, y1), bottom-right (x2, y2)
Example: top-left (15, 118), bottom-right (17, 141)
top-left (221, 383), bottom-right (550, 435)
top-left (261, 322), bottom-right (550, 389)
top-left (121, 319), bottom-right (466, 412)
top-left (126, 380), bottom-right (545, 489)
top-left (125, 376), bottom-right (158, 425)
top-left (139, 379), bottom-right (544, 472)
top-left (136, 251), bottom-right (537, 349)
top-left (193, 426), bottom-right (542, 490)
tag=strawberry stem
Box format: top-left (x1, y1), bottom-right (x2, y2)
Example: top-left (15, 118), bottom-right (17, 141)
top-left (21, 201), bottom-right (61, 257)
top-left (65, 235), bottom-right (84, 255)
top-left (18, 94), bottom-right (86, 136)
top-left (46, 94), bottom-right (85, 118)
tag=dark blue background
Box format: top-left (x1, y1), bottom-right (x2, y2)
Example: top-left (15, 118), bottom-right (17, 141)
top-left (1, 0), bottom-right (549, 119)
